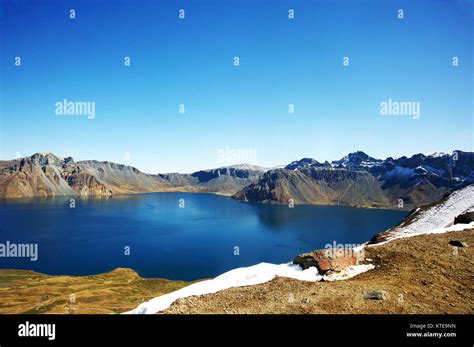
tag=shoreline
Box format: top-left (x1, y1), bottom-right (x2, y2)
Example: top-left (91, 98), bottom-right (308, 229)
top-left (1, 227), bottom-right (471, 314)
top-left (0, 190), bottom-right (411, 211)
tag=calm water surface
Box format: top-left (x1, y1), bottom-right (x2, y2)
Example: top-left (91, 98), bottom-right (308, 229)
top-left (0, 193), bottom-right (406, 280)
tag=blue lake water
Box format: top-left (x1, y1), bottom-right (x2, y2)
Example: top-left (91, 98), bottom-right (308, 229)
top-left (0, 193), bottom-right (406, 280)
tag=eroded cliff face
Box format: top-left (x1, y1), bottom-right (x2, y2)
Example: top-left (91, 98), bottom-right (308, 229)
top-left (0, 153), bottom-right (160, 198)
top-left (232, 168), bottom-right (391, 207)
top-left (0, 155), bottom-right (75, 198)
top-left (233, 151), bottom-right (473, 210)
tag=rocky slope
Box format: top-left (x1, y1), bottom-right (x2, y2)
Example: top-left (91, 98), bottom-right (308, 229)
top-left (0, 153), bottom-right (267, 198)
top-left (156, 164), bottom-right (268, 195)
top-left (162, 228), bottom-right (473, 314)
top-left (233, 150), bottom-right (473, 210)
top-left (369, 184), bottom-right (474, 243)
top-left (0, 153), bottom-right (166, 198)
top-left (233, 168), bottom-right (391, 207)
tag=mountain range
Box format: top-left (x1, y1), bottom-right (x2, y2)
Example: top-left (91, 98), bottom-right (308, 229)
top-left (0, 153), bottom-right (266, 198)
top-left (234, 151), bottom-right (474, 209)
top-left (0, 151), bottom-right (472, 210)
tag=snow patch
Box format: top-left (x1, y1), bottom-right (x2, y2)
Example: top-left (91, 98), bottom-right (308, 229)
top-left (226, 164), bottom-right (269, 172)
top-left (386, 184), bottom-right (474, 241)
top-left (126, 263), bottom-right (321, 314)
top-left (322, 264), bottom-right (375, 281)
top-left (126, 260), bottom-right (377, 314)
top-left (372, 222), bottom-right (474, 247)
top-left (424, 151), bottom-right (448, 158)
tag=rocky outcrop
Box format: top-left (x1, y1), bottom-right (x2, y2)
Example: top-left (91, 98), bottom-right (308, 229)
top-left (363, 290), bottom-right (389, 300)
top-left (454, 211), bottom-right (474, 225)
top-left (449, 240), bottom-right (468, 247)
top-left (65, 171), bottom-right (113, 196)
top-left (293, 248), bottom-right (364, 274)
top-left (0, 154), bottom-right (77, 198)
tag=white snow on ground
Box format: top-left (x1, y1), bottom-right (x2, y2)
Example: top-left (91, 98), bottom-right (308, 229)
top-left (126, 262), bottom-right (376, 314)
top-left (369, 222), bottom-right (474, 248)
top-left (384, 184), bottom-right (474, 242)
top-left (322, 264), bottom-right (375, 281)
top-left (126, 184), bottom-right (474, 314)
top-left (126, 263), bottom-right (320, 314)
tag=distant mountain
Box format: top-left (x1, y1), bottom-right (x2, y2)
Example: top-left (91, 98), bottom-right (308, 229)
top-left (232, 151), bottom-right (474, 210)
top-left (156, 164), bottom-right (269, 195)
top-left (2, 151), bottom-right (472, 210)
top-left (285, 158), bottom-right (327, 170)
top-left (0, 153), bottom-right (268, 198)
top-left (332, 151), bottom-right (383, 170)
top-left (232, 168), bottom-right (390, 207)
top-left (0, 153), bottom-right (166, 198)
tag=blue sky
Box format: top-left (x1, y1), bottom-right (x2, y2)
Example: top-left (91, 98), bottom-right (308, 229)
top-left (0, 0), bottom-right (472, 173)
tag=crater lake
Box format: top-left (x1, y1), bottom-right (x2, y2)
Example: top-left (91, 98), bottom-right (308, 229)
top-left (0, 193), bottom-right (406, 280)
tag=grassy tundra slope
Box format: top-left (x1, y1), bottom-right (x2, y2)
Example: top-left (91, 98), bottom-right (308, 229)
top-left (0, 268), bottom-right (193, 314)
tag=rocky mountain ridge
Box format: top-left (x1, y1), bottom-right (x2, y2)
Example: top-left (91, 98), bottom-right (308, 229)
top-left (233, 150), bottom-right (473, 210)
top-left (0, 153), bottom-right (266, 198)
top-left (1, 151), bottom-right (472, 210)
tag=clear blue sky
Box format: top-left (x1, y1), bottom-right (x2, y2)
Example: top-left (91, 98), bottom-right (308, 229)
top-left (0, 0), bottom-right (472, 173)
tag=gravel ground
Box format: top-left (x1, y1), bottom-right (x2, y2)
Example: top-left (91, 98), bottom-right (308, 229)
top-left (163, 229), bottom-right (474, 314)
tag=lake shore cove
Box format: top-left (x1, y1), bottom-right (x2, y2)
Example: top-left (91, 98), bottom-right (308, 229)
top-left (0, 192), bottom-right (403, 279)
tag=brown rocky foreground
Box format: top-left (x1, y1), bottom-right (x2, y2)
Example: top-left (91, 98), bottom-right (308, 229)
top-left (163, 229), bottom-right (473, 314)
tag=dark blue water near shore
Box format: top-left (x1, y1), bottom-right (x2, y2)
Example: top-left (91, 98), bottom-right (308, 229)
top-left (0, 193), bottom-right (406, 280)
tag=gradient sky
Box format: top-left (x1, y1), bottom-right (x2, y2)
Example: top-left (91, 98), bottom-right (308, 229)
top-left (0, 0), bottom-right (472, 173)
